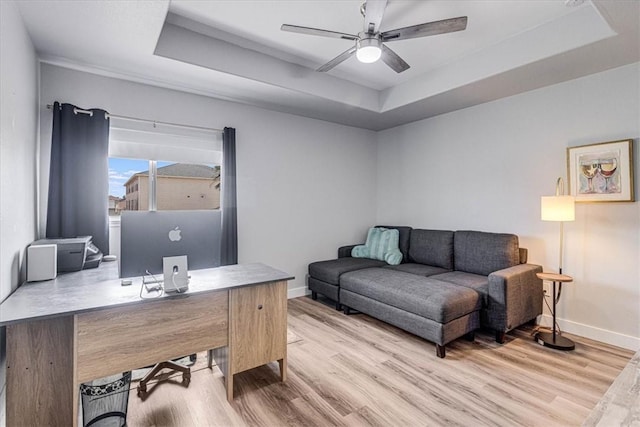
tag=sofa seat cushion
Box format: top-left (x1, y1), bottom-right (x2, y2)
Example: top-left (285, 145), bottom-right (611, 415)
top-left (341, 268), bottom-right (481, 324)
top-left (383, 263), bottom-right (450, 277)
top-left (430, 271), bottom-right (489, 304)
top-left (309, 258), bottom-right (386, 285)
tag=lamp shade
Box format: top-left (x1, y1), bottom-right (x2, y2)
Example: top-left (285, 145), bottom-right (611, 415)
top-left (541, 195), bottom-right (575, 221)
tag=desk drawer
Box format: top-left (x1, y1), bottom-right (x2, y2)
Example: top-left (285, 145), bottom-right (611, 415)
top-left (76, 291), bottom-right (228, 383)
top-left (230, 281), bottom-right (287, 374)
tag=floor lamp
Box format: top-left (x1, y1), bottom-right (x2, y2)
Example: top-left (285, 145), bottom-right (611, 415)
top-left (538, 177), bottom-right (575, 350)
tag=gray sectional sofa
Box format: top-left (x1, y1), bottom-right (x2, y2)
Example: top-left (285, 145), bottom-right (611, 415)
top-left (308, 227), bottom-right (543, 358)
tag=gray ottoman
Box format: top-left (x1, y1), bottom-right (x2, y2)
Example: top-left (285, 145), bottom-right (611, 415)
top-left (340, 268), bottom-right (481, 358)
top-left (308, 257), bottom-right (385, 309)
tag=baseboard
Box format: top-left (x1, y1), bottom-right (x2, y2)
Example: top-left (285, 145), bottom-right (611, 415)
top-left (288, 286), bottom-right (309, 299)
top-left (539, 314), bottom-right (640, 351)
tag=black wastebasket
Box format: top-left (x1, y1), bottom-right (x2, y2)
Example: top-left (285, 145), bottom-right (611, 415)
top-left (80, 371), bottom-right (132, 427)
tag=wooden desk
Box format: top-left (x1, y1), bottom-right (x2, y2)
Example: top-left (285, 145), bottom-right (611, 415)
top-left (0, 262), bottom-right (293, 426)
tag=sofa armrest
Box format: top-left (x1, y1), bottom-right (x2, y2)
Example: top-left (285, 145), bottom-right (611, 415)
top-left (486, 263), bottom-right (543, 332)
top-left (338, 244), bottom-right (361, 258)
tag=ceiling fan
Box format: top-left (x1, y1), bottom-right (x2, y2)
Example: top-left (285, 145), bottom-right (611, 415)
top-left (281, 0), bottom-right (467, 74)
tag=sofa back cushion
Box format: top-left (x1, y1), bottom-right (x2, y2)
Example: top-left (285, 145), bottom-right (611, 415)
top-left (376, 225), bottom-right (412, 262)
top-left (408, 229), bottom-right (454, 270)
top-left (352, 227), bottom-right (403, 265)
top-left (454, 231), bottom-right (520, 276)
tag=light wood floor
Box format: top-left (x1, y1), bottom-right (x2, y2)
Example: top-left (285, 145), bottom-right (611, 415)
top-left (126, 296), bottom-right (633, 427)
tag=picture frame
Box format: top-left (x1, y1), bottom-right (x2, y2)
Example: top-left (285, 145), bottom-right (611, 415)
top-left (567, 139), bottom-right (634, 203)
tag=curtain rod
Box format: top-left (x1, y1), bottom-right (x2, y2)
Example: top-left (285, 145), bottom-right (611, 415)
top-left (46, 104), bottom-right (223, 133)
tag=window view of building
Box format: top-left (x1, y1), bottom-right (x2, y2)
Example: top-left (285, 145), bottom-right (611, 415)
top-left (108, 159), bottom-right (220, 215)
top-left (108, 195), bottom-right (125, 216)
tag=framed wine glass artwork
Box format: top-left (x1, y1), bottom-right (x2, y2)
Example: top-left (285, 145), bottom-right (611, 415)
top-left (567, 139), bottom-right (634, 202)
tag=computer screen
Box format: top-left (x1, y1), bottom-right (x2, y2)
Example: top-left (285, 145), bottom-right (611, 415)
top-left (120, 210), bottom-right (221, 278)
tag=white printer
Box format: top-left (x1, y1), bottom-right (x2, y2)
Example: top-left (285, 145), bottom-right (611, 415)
top-left (30, 236), bottom-right (103, 273)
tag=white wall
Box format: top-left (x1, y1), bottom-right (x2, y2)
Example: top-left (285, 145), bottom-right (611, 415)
top-left (39, 64), bottom-right (379, 297)
top-left (0, 0), bottom-right (39, 423)
top-left (377, 63), bottom-right (640, 350)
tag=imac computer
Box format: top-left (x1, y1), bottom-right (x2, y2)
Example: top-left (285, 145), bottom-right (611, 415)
top-left (120, 210), bottom-right (221, 278)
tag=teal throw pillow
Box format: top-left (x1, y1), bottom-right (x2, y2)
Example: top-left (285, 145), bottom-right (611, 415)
top-left (352, 227), bottom-right (403, 265)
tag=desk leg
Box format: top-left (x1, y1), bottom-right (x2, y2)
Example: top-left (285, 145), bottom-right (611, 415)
top-left (211, 346), bottom-right (234, 402)
top-left (278, 356), bottom-right (287, 382)
top-left (226, 373), bottom-right (234, 402)
top-left (6, 316), bottom-right (76, 426)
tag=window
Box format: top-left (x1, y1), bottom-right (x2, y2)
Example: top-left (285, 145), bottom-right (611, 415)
top-left (107, 117), bottom-right (222, 216)
top-left (109, 157), bottom-right (147, 215)
top-left (106, 117), bottom-right (223, 262)
top-left (109, 158), bottom-right (220, 215)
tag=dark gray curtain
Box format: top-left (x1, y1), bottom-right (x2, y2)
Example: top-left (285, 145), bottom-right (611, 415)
top-left (46, 102), bottom-right (110, 254)
top-left (220, 127), bottom-right (237, 265)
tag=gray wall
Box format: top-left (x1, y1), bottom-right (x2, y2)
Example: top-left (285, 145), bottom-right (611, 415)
top-left (0, 1), bottom-right (39, 423)
top-left (377, 63), bottom-right (640, 350)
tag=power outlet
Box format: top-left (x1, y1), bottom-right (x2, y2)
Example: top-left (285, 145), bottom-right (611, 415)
top-left (542, 282), bottom-right (551, 296)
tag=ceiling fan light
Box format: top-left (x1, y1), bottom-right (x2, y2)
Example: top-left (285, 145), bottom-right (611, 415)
top-left (356, 37), bottom-right (382, 63)
top-left (356, 45), bottom-right (382, 63)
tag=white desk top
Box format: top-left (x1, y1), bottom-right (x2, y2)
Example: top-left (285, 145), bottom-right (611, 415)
top-left (0, 262), bottom-right (294, 326)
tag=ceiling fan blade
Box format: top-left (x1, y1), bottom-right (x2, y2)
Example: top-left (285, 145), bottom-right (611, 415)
top-left (281, 24), bottom-right (358, 41)
top-left (381, 45), bottom-right (410, 73)
top-left (363, 0), bottom-right (388, 34)
top-left (381, 16), bottom-right (468, 42)
top-left (317, 46), bottom-right (357, 72)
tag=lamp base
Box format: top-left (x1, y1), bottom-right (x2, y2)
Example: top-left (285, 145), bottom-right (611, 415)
top-left (535, 331), bottom-right (575, 351)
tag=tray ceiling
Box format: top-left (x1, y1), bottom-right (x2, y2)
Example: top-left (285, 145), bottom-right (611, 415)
top-left (17, 0), bottom-right (640, 130)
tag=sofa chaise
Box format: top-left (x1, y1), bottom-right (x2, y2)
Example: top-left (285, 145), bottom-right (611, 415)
top-left (308, 227), bottom-right (543, 357)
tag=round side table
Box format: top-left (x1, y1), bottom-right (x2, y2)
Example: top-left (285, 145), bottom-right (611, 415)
top-left (535, 272), bottom-right (575, 351)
